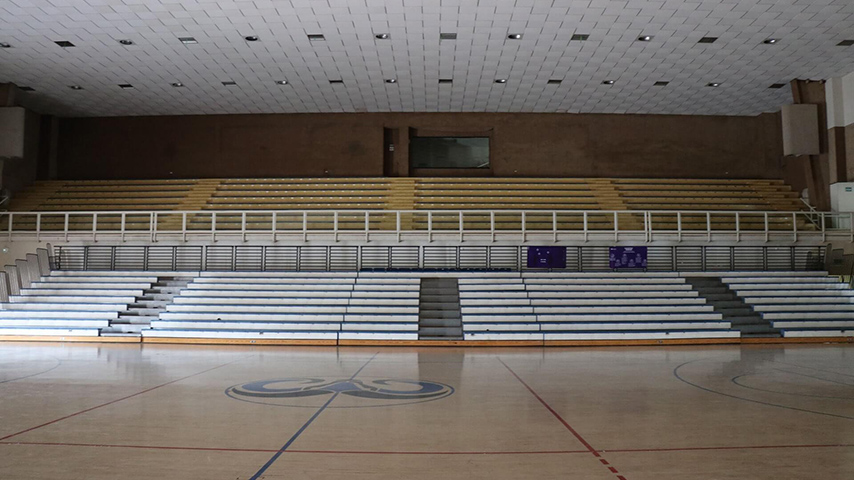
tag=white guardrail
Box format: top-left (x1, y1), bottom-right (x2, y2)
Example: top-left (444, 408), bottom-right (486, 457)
top-left (1, 209), bottom-right (852, 245)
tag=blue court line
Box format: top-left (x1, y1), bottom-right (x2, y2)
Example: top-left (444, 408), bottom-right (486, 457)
top-left (248, 352), bottom-right (378, 480)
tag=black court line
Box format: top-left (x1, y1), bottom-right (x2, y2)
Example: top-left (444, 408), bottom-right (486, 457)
top-left (773, 360), bottom-right (854, 379)
top-left (731, 374), bottom-right (853, 401)
top-left (0, 358), bottom-right (61, 385)
top-left (248, 352), bottom-right (379, 480)
top-left (673, 359), bottom-right (854, 421)
top-left (0, 357), bottom-right (243, 442)
top-left (773, 368), bottom-right (854, 387)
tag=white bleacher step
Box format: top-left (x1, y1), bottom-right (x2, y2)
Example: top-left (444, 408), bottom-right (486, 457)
top-left (339, 332), bottom-right (419, 340)
top-left (1, 303), bottom-right (129, 312)
top-left (523, 278), bottom-right (687, 285)
top-left (525, 291), bottom-right (700, 299)
top-left (729, 283), bottom-right (848, 290)
top-left (186, 283), bottom-right (356, 291)
top-left (772, 320), bottom-right (854, 329)
top-left (21, 288), bottom-right (146, 297)
top-left (524, 284), bottom-right (694, 291)
top-left (542, 330), bottom-right (740, 340)
top-left (464, 323), bottom-right (540, 332)
top-left (463, 305), bottom-right (714, 314)
top-left (458, 284), bottom-right (526, 291)
top-left (347, 306), bottom-right (419, 314)
top-left (536, 312), bottom-right (723, 321)
top-left (180, 289), bottom-right (352, 298)
top-left (744, 297), bottom-right (854, 305)
top-left (721, 276), bottom-right (841, 284)
top-left (527, 298), bottom-right (708, 306)
top-left (762, 312), bottom-right (854, 319)
top-left (736, 290), bottom-right (854, 297)
top-left (459, 291), bottom-right (528, 299)
top-left (341, 322), bottom-right (419, 332)
top-left (9, 295), bottom-right (137, 304)
top-left (0, 310), bottom-right (118, 319)
top-left (101, 326), bottom-right (146, 335)
top-left (30, 282), bottom-right (154, 290)
top-left (755, 304), bottom-right (854, 312)
top-left (464, 332), bottom-right (543, 341)
top-left (165, 304), bottom-right (348, 313)
top-left (173, 297), bottom-right (350, 305)
top-left (193, 278), bottom-right (357, 285)
top-left (781, 329), bottom-right (854, 338)
top-left (522, 272), bottom-right (680, 278)
top-left (343, 314), bottom-right (418, 323)
top-left (0, 327), bottom-right (101, 337)
top-left (142, 329), bottom-right (338, 340)
top-left (116, 314), bottom-right (160, 324)
top-left (700, 271), bottom-right (829, 277)
top-left (151, 320), bottom-right (342, 331)
top-left (49, 270), bottom-right (196, 277)
top-left (198, 272), bottom-right (357, 278)
top-left (462, 314), bottom-right (535, 323)
top-left (159, 312), bottom-right (344, 322)
top-left (0, 319), bottom-right (110, 328)
top-left (39, 275), bottom-right (159, 283)
top-left (539, 321), bottom-right (730, 331)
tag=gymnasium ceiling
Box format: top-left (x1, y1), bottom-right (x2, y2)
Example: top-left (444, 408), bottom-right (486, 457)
top-left (1, 0), bottom-right (854, 118)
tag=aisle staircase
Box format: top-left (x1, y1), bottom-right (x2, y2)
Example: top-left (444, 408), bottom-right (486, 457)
top-left (686, 277), bottom-right (780, 338)
top-left (418, 278), bottom-right (462, 340)
top-left (102, 276), bottom-right (194, 335)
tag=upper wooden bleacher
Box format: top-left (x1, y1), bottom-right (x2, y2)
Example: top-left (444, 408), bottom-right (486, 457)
top-left (9, 177), bottom-right (803, 213)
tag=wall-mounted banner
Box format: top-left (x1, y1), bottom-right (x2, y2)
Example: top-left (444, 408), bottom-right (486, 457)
top-left (609, 246), bottom-right (648, 269)
top-left (527, 246), bottom-right (567, 269)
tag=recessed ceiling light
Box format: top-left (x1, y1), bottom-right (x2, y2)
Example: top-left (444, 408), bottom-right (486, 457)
top-left (769, 83), bottom-right (787, 89)
top-left (385, 78), bottom-right (397, 84)
top-left (0, 42), bottom-right (11, 48)
top-left (18, 86), bottom-right (34, 92)
top-left (55, 41), bottom-right (75, 47)
top-left (171, 82), bottom-right (184, 87)
top-left (571, 34), bottom-right (589, 41)
top-left (838, 40), bottom-right (854, 46)
top-left (602, 80), bottom-right (615, 85)
top-left (68, 85), bottom-right (83, 90)
top-left (654, 81), bottom-right (669, 86)
top-left (494, 79), bottom-right (507, 84)
top-left (547, 79), bottom-right (562, 85)
top-left (698, 36), bottom-right (718, 44)
top-left (221, 81), bottom-right (237, 86)
top-left (707, 82), bottom-right (721, 87)
top-left (118, 84), bottom-right (134, 89)
top-left (307, 34), bottom-right (325, 41)
top-left (440, 33), bottom-right (457, 40)
top-left (508, 34), bottom-right (522, 40)
top-left (118, 39), bottom-right (134, 46)
top-left (244, 35), bottom-right (259, 42)
top-left (375, 33), bottom-right (389, 39)
top-left (439, 78), bottom-right (453, 84)
top-left (637, 35), bottom-right (652, 42)
top-left (329, 79), bottom-right (344, 84)
top-left (275, 80), bottom-right (288, 85)
top-left (763, 38), bottom-right (778, 44)
top-left (178, 37), bottom-right (197, 44)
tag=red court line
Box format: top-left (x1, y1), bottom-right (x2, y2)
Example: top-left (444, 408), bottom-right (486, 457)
top-left (0, 441), bottom-right (589, 455)
top-left (498, 358), bottom-right (629, 480)
top-left (601, 443), bottom-right (854, 454)
top-left (0, 359), bottom-right (240, 442)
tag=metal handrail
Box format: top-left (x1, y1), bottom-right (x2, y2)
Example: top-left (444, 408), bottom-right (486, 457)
top-left (1, 208), bottom-right (851, 242)
top-left (799, 198), bottom-right (822, 229)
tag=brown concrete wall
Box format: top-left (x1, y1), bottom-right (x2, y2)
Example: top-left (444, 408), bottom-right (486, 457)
top-left (57, 112), bottom-right (784, 180)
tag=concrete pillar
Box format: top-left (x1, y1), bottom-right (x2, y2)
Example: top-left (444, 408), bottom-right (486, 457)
top-left (36, 248), bottom-right (51, 275)
top-left (15, 259), bottom-right (30, 288)
top-left (26, 253), bottom-right (41, 282)
top-left (826, 72), bottom-right (854, 184)
top-left (789, 79), bottom-right (831, 210)
top-left (0, 271), bottom-right (9, 303)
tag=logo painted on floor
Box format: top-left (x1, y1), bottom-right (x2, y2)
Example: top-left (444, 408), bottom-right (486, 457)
top-left (226, 377), bottom-right (454, 408)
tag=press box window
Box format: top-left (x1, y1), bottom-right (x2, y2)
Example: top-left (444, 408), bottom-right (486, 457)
top-left (409, 137), bottom-right (490, 169)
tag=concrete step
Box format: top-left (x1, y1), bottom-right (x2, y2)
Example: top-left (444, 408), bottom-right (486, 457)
top-left (419, 326), bottom-right (463, 337)
top-left (420, 317), bottom-right (463, 328)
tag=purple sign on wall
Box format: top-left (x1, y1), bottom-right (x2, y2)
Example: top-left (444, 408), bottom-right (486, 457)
top-left (609, 246), bottom-right (648, 269)
top-left (527, 247), bottom-right (567, 269)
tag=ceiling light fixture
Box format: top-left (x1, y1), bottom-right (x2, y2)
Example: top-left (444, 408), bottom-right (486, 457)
top-left (244, 35), bottom-right (259, 42)
top-left (547, 79), bottom-right (562, 85)
top-left (385, 78), bottom-right (397, 84)
top-left (768, 83), bottom-right (786, 89)
top-left (707, 82), bottom-right (721, 87)
top-left (494, 79), bottom-right (507, 84)
top-left (838, 40), bottom-right (854, 46)
top-left (698, 36), bottom-right (718, 44)
top-left (438, 79), bottom-right (453, 84)
top-left (275, 80), bottom-right (288, 85)
top-left (307, 34), bottom-right (325, 41)
top-left (654, 81), bottom-right (669, 86)
top-left (118, 84), bottom-right (134, 89)
top-left (763, 38), bottom-right (778, 44)
top-left (375, 33), bottom-right (389, 39)
top-left (440, 33), bottom-right (457, 40)
top-left (508, 34), bottom-right (522, 39)
top-left (637, 35), bottom-right (652, 42)
top-left (0, 42), bottom-right (12, 48)
top-left (221, 81), bottom-right (237, 86)
top-left (178, 37), bottom-right (197, 44)
top-left (329, 79), bottom-right (344, 84)
top-left (55, 41), bottom-right (75, 47)
top-left (571, 34), bottom-right (589, 41)
top-left (118, 39), bottom-right (134, 46)
top-left (171, 82), bottom-right (184, 87)
top-left (68, 85), bottom-right (83, 90)
top-left (602, 80), bottom-right (615, 85)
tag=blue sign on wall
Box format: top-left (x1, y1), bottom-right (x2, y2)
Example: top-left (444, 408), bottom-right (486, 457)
top-left (527, 246), bottom-right (567, 269)
top-left (609, 246), bottom-right (648, 269)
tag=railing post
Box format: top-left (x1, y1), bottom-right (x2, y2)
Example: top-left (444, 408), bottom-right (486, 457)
top-left (821, 212), bottom-right (826, 242)
top-left (182, 212), bottom-right (187, 243)
top-left (764, 212), bottom-right (769, 243)
top-left (150, 212), bottom-right (157, 243)
top-left (36, 213), bottom-right (41, 242)
top-left (490, 211), bottom-right (495, 243)
top-left (428, 211), bottom-right (433, 243)
top-left (209, 211), bottom-right (217, 242)
top-left (396, 211), bottom-right (401, 243)
top-left (364, 211), bottom-right (370, 243)
top-left (302, 211), bottom-right (308, 242)
top-left (613, 211), bottom-right (618, 243)
top-left (64, 213), bottom-right (69, 242)
top-left (706, 211), bottom-right (711, 243)
top-left (645, 212), bottom-right (651, 243)
top-left (241, 211), bottom-right (247, 243)
top-left (121, 213), bottom-right (126, 243)
top-left (677, 211), bottom-right (682, 242)
top-left (92, 213), bottom-right (98, 242)
top-left (333, 211), bottom-right (339, 243)
top-left (792, 212), bottom-right (798, 243)
top-left (459, 211), bottom-right (464, 243)
top-left (553, 211), bottom-right (558, 243)
top-left (582, 211), bottom-right (587, 243)
top-left (522, 211), bottom-right (527, 243)
top-left (734, 212), bottom-right (740, 243)
top-left (271, 212), bottom-right (277, 243)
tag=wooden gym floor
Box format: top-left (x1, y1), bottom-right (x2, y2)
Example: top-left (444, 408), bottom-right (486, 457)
top-left (0, 342), bottom-right (851, 479)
